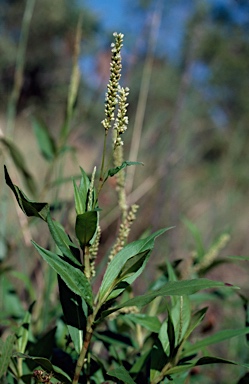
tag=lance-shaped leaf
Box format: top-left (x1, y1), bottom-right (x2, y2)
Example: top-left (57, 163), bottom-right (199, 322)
top-left (99, 228), bottom-right (168, 304)
top-left (183, 307), bottom-right (208, 341)
top-left (107, 366), bottom-right (136, 384)
top-left (58, 276), bottom-right (86, 354)
top-left (17, 302), bottom-right (35, 354)
top-left (32, 117), bottom-right (56, 162)
top-left (102, 279), bottom-right (236, 318)
top-left (150, 339), bottom-right (168, 382)
top-left (73, 167), bottom-right (91, 215)
top-left (123, 313), bottom-right (161, 333)
top-left (181, 327), bottom-right (249, 357)
top-left (105, 161), bottom-right (143, 181)
top-left (1, 139), bottom-right (36, 194)
top-left (14, 353), bottom-right (71, 384)
top-left (4, 165), bottom-right (49, 221)
top-left (47, 212), bottom-right (81, 266)
top-left (75, 211), bottom-right (98, 247)
top-left (166, 356), bottom-right (249, 376)
top-left (0, 334), bottom-right (16, 378)
top-left (32, 241), bottom-right (93, 309)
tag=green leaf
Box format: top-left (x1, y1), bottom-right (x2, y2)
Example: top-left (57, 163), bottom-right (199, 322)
top-left (32, 241), bottom-right (93, 308)
top-left (167, 312), bottom-right (175, 357)
top-left (106, 250), bottom-right (151, 302)
top-left (14, 353), bottom-right (71, 384)
top-left (102, 279), bottom-right (235, 317)
top-left (171, 296), bottom-right (191, 345)
top-left (58, 276), bottom-right (86, 353)
top-left (105, 161), bottom-right (143, 180)
top-left (166, 356), bottom-right (249, 376)
top-left (159, 320), bottom-right (170, 355)
top-left (58, 275), bottom-right (87, 330)
top-left (73, 167), bottom-right (91, 215)
top-left (32, 117), bottom-right (56, 161)
top-left (182, 217), bottom-right (205, 259)
top-left (17, 302), bottom-right (34, 354)
top-left (1, 138), bottom-right (36, 194)
top-left (4, 165), bottom-right (49, 221)
top-left (75, 211), bottom-right (98, 247)
top-left (67, 326), bottom-right (83, 355)
top-left (182, 327), bottom-right (249, 357)
top-left (0, 334), bottom-right (16, 378)
top-left (99, 229), bottom-right (169, 304)
top-left (107, 366), bottom-right (136, 384)
top-left (47, 212), bottom-right (81, 266)
top-left (183, 307), bottom-right (208, 341)
top-left (123, 314), bottom-right (161, 333)
top-left (150, 340), bottom-right (168, 381)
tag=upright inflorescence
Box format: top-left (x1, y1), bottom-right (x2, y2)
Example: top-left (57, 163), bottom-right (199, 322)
top-left (113, 85), bottom-right (129, 148)
top-left (101, 32), bottom-right (124, 132)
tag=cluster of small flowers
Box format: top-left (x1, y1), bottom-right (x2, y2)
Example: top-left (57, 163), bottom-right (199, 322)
top-left (89, 225), bottom-right (101, 277)
top-left (108, 204), bottom-right (139, 262)
top-left (108, 305), bottom-right (139, 320)
top-left (194, 233), bottom-right (230, 273)
top-left (101, 33), bottom-right (124, 132)
top-left (113, 86), bottom-right (129, 147)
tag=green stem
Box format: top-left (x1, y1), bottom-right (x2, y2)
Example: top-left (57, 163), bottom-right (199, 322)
top-left (98, 130), bottom-right (108, 194)
top-left (72, 322), bottom-right (93, 384)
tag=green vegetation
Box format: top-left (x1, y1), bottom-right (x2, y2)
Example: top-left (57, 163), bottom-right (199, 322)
top-left (0, 1), bottom-right (249, 383)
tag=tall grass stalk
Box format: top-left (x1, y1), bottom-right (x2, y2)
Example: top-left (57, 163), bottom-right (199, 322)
top-left (127, 1), bottom-right (162, 194)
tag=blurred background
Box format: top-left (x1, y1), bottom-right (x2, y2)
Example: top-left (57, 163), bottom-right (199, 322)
top-left (1, 0), bottom-right (249, 381)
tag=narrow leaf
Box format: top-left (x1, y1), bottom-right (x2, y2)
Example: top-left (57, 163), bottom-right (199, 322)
top-left (1, 139), bottom-right (36, 194)
top-left (182, 327), bottom-right (249, 357)
top-left (0, 334), bottom-right (16, 378)
top-left (124, 314), bottom-right (161, 333)
top-left (32, 241), bottom-right (93, 308)
top-left (102, 279), bottom-right (235, 318)
top-left (4, 166), bottom-right (49, 221)
top-left (107, 366), bottom-right (136, 384)
top-left (99, 228), bottom-right (169, 303)
top-left (183, 307), bottom-right (208, 341)
top-left (166, 356), bottom-right (249, 376)
top-left (106, 161), bottom-right (143, 179)
top-left (58, 276), bottom-right (87, 330)
top-left (17, 302), bottom-right (34, 354)
top-left (32, 117), bottom-right (56, 161)
top-left (47, 212), bottom-right (81, 266)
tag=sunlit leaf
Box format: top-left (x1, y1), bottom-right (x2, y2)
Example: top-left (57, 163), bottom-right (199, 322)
top-left (32, 242), bottom-right (93, 308)
top-left (99, 228), bottom-right (169, 304)
top-left (47, 212), bottom-right (81, 266)
top-left (102, 279), bottom-right (235, 318)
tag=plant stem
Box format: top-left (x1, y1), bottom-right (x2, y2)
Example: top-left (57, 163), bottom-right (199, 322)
top-left (98, 130), bottom-right (109, 192)
top-left (72, 323), bottom-right (93, 384)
